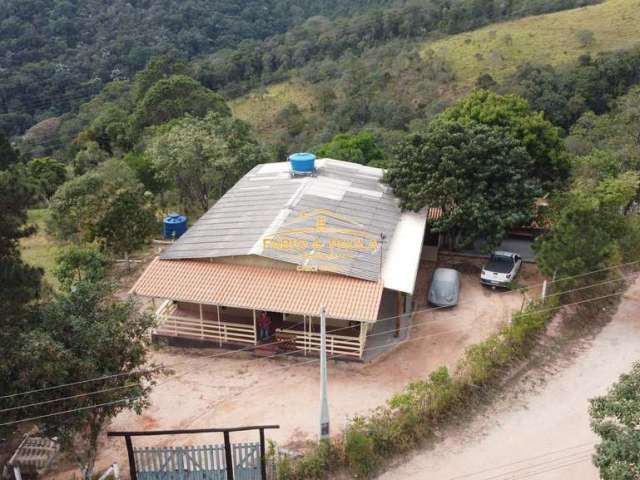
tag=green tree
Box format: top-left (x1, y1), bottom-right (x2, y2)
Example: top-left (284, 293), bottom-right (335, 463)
top-left (534, 173), bottom-right (640, 286)
top-left (590, 361), bottom-right (640, 479)
top-left (49, 160), bottom-right (158, 257)
top-left (133, 56), bottom-right (192, 103)
top-left (27, 157), bottom-right (67, 203)
top-left (0, 147), bottom-right (42, 436)
top-left (441, 89), bottom-right (570, 190)
top-left (24, 277), bottom-right (165, 480)
top-left (385, 120), bottom-right (537, 249)
top-left (123, 151), bottom-right (169, 196)
top-left (55, 245), bottom-right (110, 288)
top-left (132, 75), bottom-right (230, 131)
top-left (275, 103), bottom-right (307, 138)
top-left (315, 130), bottom-right (386, 166)
top-left (72, 141), bottom-right (110, 176)
top-left (0, 133), bottom-right (20, 170)
top-left (147, 113), bottom-right (267, 212)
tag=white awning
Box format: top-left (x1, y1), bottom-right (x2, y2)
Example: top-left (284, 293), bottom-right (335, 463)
top-left (381, 211), bottom-right (427, 294)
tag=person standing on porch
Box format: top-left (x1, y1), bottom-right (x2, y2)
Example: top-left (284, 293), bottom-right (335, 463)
top-left (258, 311), bottom-right (272, 342)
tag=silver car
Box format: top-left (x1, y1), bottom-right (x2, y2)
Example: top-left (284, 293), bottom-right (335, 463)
top-left (428, 268), bottom-right (461, 307)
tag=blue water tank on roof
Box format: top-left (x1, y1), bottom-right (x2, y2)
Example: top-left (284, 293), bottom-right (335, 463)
top-left (289, 152), bottom-right (316, 173)
top-left (163, 213), bottom-right (188, 240)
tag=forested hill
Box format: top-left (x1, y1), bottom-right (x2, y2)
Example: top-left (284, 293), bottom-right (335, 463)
top-left (0, 0), bottom-right (600, 137)
top-left (0, 0), bottom-right (392, 136)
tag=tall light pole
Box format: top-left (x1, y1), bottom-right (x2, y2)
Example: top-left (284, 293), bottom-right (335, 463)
top-left (319, 306), bottom-right (330, 440)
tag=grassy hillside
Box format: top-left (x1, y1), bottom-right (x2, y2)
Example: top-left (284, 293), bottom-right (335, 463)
top-left (422, 0), bottom-right (640, 84)
top-left (230, 81), bottom-right (318, 139)
top-left (231, 0), bottom-right (639, 143)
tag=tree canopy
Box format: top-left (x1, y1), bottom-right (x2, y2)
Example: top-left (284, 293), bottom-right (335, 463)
top-left (385, 119), bottom-right (537, 249)
top-left (315, 130), bottom-right (386, 166)
top-left (132, 75), bottom-right (231, 131)
top-left (534, 172), bottom-right (640, 286)
top-left (27, 156), bottom-right (67, 202)
top-left (0, 142), bottom-right (42, 437)
top-left (439, 89), bottom-right (570, 190)
top-left (590, 361), bottom-right (640, 480)
top-left (0, 0), bottom-right (396, 136)
top-left (23, 269), bottom-right (164, 480)
top-left (48, 159), bottom-right (157, 256)
top-left (147, 113), bottom-right (268, 212)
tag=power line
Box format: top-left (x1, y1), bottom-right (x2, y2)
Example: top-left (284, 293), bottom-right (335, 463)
top-left (2, 260), bottom-right (637, 404)
top-left (169, 285), bottom-right (635, 429)
top-left (2, 286), bottom-right (630, 427)
top-left (0, 383), bottom-right (138, 414)
top-left (445, 442), bottom-right (593, 480)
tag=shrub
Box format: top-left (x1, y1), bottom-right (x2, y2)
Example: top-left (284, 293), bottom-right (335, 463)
top-left (276, 293), bottom-right (561, 478)
top-left (344, 420), bottom-right (381, 477)
top-left (576, 29), bottom-right (595, 48)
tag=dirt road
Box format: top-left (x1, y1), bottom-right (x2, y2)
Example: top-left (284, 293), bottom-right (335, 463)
top-left (378, 277), bottom-right (640, 480)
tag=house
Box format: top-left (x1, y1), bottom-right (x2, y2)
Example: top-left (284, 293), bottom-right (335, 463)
top-left (131, 156), bottom-right (427, 360)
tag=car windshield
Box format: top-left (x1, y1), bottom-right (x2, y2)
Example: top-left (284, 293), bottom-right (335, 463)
top-left (486, 254), bottom-right (514, 274)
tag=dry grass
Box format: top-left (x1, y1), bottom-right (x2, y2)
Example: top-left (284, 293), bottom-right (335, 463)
top-left (230, 80), bottom-right (317, 137)
top-left (422, 0), bottom-right (640, 84)
top-left (19, 208), bottom-right (63, 287)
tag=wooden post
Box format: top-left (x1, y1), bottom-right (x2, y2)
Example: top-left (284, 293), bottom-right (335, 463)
top-left (253, 310), bottom-right (257, 345)
top-left (259, 428), bottom-right (267, 480)
top-left (217, 305), bottom-right (222, 347)
top-left (358, 323), bottom-right (367, 359)
top-left (223, 431), bottom-right (234, 480)
top-left (303, 315), bottom-right (307, 355)
top-left (199, 304), bottom-right (204, 339)
top-left (394, 291), bottom-right (403, 338)
top-left (124, 435), bottom-right (137, 480)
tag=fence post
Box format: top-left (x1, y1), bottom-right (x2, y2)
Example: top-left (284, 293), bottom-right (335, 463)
top-left (541, 280), bottom-right (547, 304)
top-left (125, 436), bottom-right (138, 480)
top-left (223, 431), bottom-right (234, 480)
top-left (259, 429), bottom-right (267, 480)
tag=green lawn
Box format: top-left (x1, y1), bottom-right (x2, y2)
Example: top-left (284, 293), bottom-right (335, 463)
top-left (421, 0), bottom-right (640, 84)
top-left (20, 208), bottom-right (64, 287)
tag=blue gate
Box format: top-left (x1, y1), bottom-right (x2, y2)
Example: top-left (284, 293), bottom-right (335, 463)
top-left (108, 424), bottom-right (279, 480)
top-left (133, 443), bottom-right (263, 480)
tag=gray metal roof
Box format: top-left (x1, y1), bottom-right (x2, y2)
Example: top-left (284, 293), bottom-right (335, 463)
top-left (161, 159), bottom-right (404, 282)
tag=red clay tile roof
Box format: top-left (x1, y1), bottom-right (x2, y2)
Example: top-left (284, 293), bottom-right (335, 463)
top-left (132, 258), bottom-right (384, 322)
top-left (426, 207), bottom-right (443, 221)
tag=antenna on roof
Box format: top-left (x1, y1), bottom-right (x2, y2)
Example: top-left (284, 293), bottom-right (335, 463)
top-left (379, 232), bottom-right (387, 280)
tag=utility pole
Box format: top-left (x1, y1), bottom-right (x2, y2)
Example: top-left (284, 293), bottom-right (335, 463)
top-left (319, 306), bottom-right (330, 441)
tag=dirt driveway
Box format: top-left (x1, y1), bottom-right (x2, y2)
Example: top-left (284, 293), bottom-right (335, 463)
top-left (377, 276), bottom-right (640, 480)
top-left (56, 261), bottom-right (542, 476)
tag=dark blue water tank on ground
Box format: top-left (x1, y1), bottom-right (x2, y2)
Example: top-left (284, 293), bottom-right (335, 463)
top-left (289, 152), bottom-right (316, 173)
top-left (163, 213), bottom-right (188, 240)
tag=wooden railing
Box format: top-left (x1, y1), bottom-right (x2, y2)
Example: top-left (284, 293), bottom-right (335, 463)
top-left (155, 301), bottom-right (256, 345)
top-left (280, 328), bottom-right (362, 358)
top-left (154, 301), bottom-right (365, 358)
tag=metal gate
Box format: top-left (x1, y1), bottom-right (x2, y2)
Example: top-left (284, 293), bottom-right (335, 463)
top-left (108, 425), bottom-right (279, 480)
top-left (133, 443), bottom-right (263, 480)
